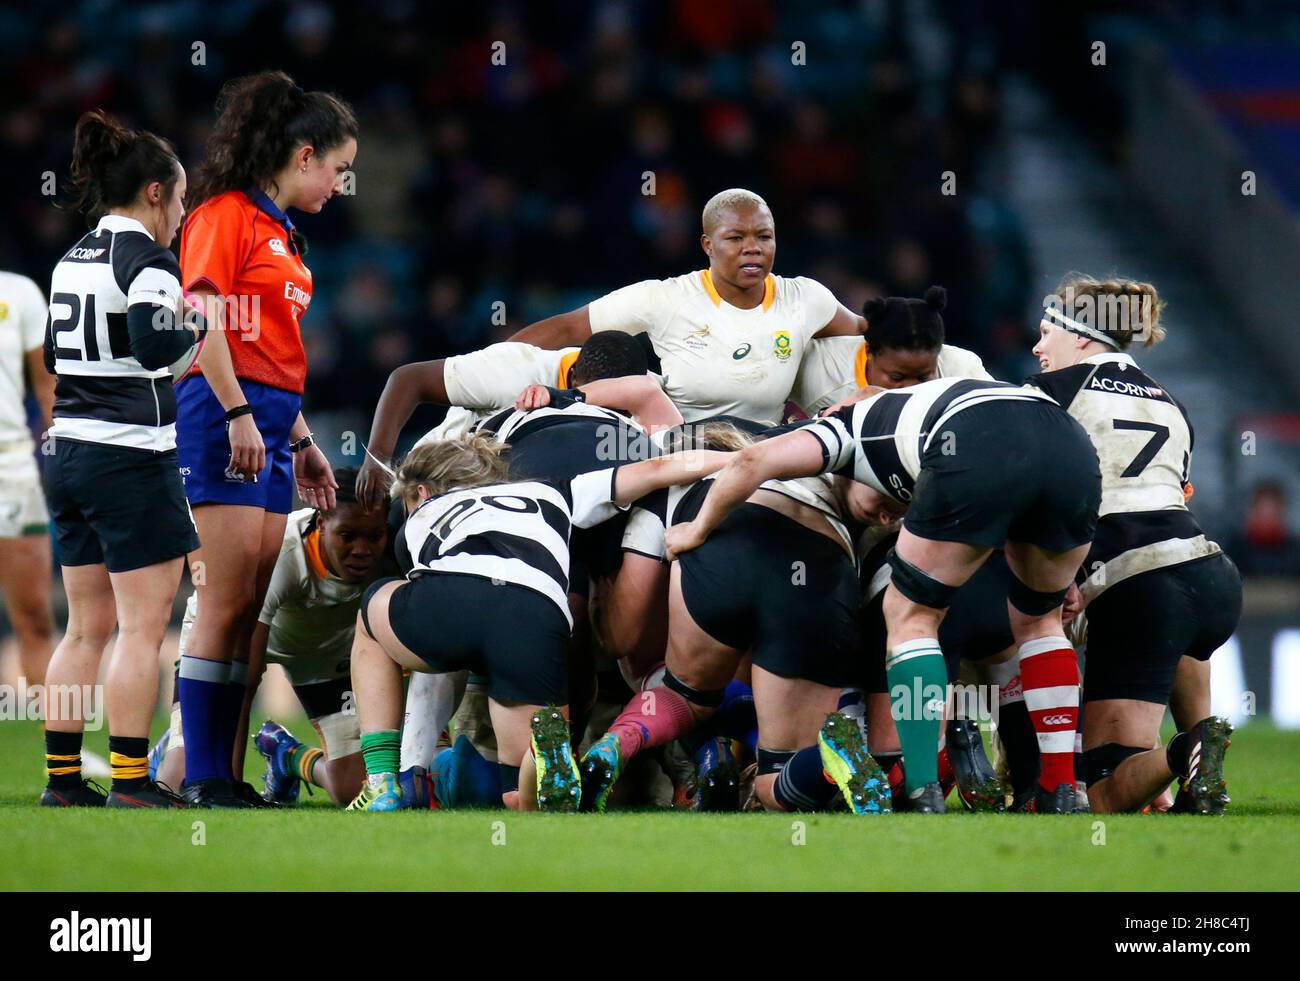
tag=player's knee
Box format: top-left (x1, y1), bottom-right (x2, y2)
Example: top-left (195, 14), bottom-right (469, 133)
top-left (662, 667), bottom-right (724, 717)
top-left (1080, 743), bottom-right (1148, 789)
top-left (9, 600), bottom-right (54, 644)
top-left (1007, 574), bottom-right (1069, 617)
top-left (886, 548), bottom-right (956, 611)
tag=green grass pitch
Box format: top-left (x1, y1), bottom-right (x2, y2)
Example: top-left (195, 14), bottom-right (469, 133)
top-left (3, 717), bottom-right (1299, 891)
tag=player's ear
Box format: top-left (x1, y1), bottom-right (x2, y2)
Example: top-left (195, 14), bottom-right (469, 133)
top-left (700, 233), bottom-right (712, 257)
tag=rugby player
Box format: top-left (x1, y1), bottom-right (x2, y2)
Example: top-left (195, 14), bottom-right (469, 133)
top-left (508, 188), bottom-right (868, 426)
top-left (666, 369), bottom-right (1103, 813)
top-left (347, 433), bottom-right (733, 811)
top-left (39, 110), bottom-right (203, 808)
top-left (790, 298), bottom-right (991, 415)
top-left (153, 468), bottom-right (389, 806)
top-left (0, 268), bottom-right (57, 696)
top-left (1027, 274), bottom-right (1240, 814)
top-left (358, 331), bottom-right (669, 782)
top-left (581, 425), bottom-right (899, 814)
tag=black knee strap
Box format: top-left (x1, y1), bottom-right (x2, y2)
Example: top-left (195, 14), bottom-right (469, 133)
top-left (663, 668), bottom-right (725, 708)
top-left (1080, 743), bottom-right (1146, 787)
top-left (498, 764), bottom-right (520, 794)
top-left (757, 748), bottom-right (796, 775)
top-left (1007, 575), bottom-right (1069, 616)
top-left (886, 548), bottom-right (958, 610)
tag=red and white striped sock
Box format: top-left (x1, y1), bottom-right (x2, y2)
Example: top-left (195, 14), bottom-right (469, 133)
top-left (1017, 636), bottom-right (1079, 791)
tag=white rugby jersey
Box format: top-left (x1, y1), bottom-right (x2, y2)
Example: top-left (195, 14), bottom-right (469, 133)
top-left (418, 342), bottom-right (582, 445)
top-left (806, 377), bottom-right (1056, 505)
top-left (0, 271), bottom-right (48, 446)
top-left (44, 215), bottom-right (185, 452)
top-left (1027, 353), bottom-right (1219, 600)
top-left (396, 471), bottom-right (627, 626)
top-left (790, 336), bottom-right (993, 415)
top-left (177, 509), bottom-right (369, 686)
top-left (588, 270), bottom-right (840, 425)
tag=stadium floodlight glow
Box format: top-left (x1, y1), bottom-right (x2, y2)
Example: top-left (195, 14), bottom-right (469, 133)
top-left (1270, 629), bottom-right (1300, 730)
top-left (1209, 637), bottom-right (1250, 728)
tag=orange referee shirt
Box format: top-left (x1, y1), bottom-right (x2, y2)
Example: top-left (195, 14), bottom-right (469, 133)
top-left (180, 189), bottom-right (311, 394)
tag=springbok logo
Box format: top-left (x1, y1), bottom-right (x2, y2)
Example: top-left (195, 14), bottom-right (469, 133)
top-left (772, 330), bottom-right (792, 361)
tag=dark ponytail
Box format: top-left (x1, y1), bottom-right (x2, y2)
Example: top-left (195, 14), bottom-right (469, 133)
top-left (189, 70), bottom-right (358, 208)
top-left (63, 110), bottom-right (180, 221)
top-left (863, 285), bottom-right (948, 354)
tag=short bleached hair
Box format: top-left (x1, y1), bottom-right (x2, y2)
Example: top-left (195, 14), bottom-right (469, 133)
top-left (701, 188), bottom-right (771, 234)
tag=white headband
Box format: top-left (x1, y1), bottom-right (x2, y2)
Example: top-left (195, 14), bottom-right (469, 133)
top-left (1043, 305), bottom-right (1120, 349)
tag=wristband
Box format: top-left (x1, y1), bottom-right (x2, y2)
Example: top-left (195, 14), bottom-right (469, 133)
top-left (225, 404), bottom-right (253, 422)
top-left (289, 432), bottom-right (316, 454)
top-left (547, 386), bottom-right (585, 405)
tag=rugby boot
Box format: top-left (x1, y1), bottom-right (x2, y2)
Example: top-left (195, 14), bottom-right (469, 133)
top-left (347, 773), bottom-right (402, 811)
top-left (1176, 717), bottom-right (1232, 815)
top-left (693, 736), bottom-right (740, 812)
top-left (530, 706), bottom-right (581, 812)
top-left (902, 781), bottom-right (947, 814)
top-left (254, 720), bottom-right (303, 803)
top-left (234, 779), bottom-right (278, 807)
top-left (39, 778), bottom-right (108, 808)
top-left (1032, 782), bottom-right (1088, 814)
top-left (398, 765), bottom-right (439, 809)
top-left (181, 777), bottom-right (256, 808)
top-left (818, 712), bottom-right (891, 815)
top-left (579, 733), bottom-right (623, 813)
top-left (660, 739), bottom-right (699, 809)
top-left (947, 719), bottom-right (1005, 812)
top-left (106, 780), bottom-right (186, 809)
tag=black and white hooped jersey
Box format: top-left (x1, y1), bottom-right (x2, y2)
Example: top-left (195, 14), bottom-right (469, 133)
top-left (395, 471), bottom-right (627, 626)
top-left (44, 215), bottom-right (185, 452)
top-left (482, 399), bottom-right (643, 450)
top-left (1027, 353), bottom-right (1219, 600)
top-left (805, 377), bottom-right (1057, 505)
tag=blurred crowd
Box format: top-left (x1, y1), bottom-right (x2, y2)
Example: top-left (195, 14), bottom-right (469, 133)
top-left (1, 0), bottom-right (1037, 448)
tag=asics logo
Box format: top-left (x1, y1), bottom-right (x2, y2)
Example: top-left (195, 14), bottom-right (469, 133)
top-left (732, 343), bottom-right (752, 360)
top-left (1042, 714), bottom-right (1074, 726)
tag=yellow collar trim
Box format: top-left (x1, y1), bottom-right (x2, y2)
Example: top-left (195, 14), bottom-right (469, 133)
top-left (700, 270), bottom-right (776, 312)
top-left (557, 349), bottom-right (581, 389)
top-left (854, 342), bottom-right (870, 389)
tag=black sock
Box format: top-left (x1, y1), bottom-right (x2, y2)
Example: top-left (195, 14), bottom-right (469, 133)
top-left (109, 735), bottom-right (150, 793)
top-left (45, 730), bottom-right (84, 789)
top-left (997, 701), bottom-right (1040, 793)
top-left (872, 751), bottom-right (902, 774)
top-left (1166, 730), bottom-right (1192, 779)
top-left (772, 746), bottom-right (839, 811)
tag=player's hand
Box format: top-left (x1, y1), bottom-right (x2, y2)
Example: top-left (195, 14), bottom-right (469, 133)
top-left (295, 443), bottom-right (338, 510)
top-left (664, 522), bottom-right (707, 561)
top-left (226, 413), bottom-right (265, 480)
top-left (356, 455), bottom-right (393, 511)
top-left (1061, 582), bottom-right (1084, 624)
top-left (516, 384), bottom-right (551, 410)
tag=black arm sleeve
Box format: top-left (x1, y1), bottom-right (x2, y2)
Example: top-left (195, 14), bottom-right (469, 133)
top-left (126, 302), bottom-right (199, 371)
top-left (43, 309), bottom-right (55, 375)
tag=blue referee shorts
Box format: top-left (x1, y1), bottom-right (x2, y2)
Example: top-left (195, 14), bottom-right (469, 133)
top-left (175, 375), bottom-right (301, 514)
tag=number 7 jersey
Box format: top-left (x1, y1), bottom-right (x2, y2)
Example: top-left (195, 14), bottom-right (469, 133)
top-left (1026, 352), bottom-right (1220, 600)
